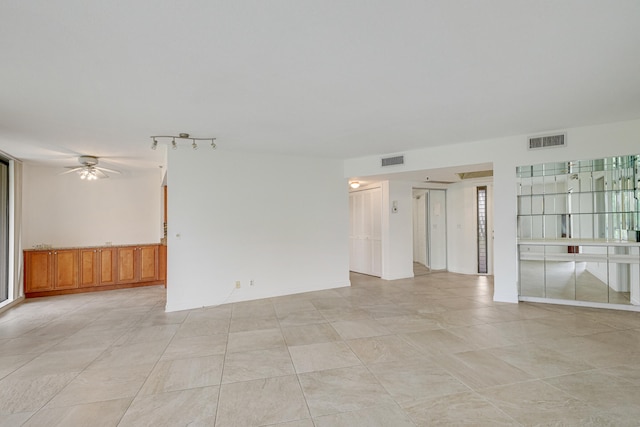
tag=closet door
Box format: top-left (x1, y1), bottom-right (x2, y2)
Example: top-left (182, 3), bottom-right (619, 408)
top-left (349, 188), bottom-right (382, 276)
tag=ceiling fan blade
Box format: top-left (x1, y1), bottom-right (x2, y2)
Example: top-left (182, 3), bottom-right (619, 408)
top-left (93, 168), bottom-right (110, 179)
top-left (60, 167), bottom-right (84, 175)
top-left (95, 166), bottom-right (121, 174)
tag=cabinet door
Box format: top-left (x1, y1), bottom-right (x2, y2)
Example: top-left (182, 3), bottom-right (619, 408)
top-left (79, 249), bottom-right (98, 288)
top-left (25, 251), bottom-right (53, 292)
top-left (99, 247), bottom-right (117, 286)
top-left (54, 249), bottom-right (79, 289)
top-left (117, 247), bottom-right (136, 284)
top-left (138, 245), bottom-right (158, 282)
top-left (158, 245), bottom-right (167, 284)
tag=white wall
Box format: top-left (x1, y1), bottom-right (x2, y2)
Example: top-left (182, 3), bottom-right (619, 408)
top-left (344, 118), bottom-right (640, 303)
top-left (22, 164), bottom-right (163, 248)
top-left (381, 181), bottom-right (414, 280)
top-left (166, 149), bottom-right (350, 312)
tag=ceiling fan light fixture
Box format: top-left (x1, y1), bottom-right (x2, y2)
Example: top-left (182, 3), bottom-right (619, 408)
top-left (62, 155), bottom-right (120, 181)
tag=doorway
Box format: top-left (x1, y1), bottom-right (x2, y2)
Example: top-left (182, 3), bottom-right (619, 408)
top-left (413, 189), bottom-right (447, 276)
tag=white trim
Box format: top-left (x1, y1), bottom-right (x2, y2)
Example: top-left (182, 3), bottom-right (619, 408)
top-left (519, 296), bottom-right (640, 312)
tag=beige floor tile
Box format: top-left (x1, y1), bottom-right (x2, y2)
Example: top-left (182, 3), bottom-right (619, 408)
top-left (222, 346), bottom-right (295, 383)
top-left (25, 398), bottom-right (132, 427)
top-left (174, 316), bottom-right (230, 338)
top-left (216, 376), bottom-right (309, 426)
top-left (160, 333), bottom-right (227, 360)
top-left (48, 327), bottom-right (127, 352)
top-left (311, 297), bottom-right (353, 310)
top-left (0, 354), bottom-right (34, 380)
top-left (346, 335), bottom-right (423, 365)
top-left (289, 341), bottom-right (361, 374)
top-left (282, 323), bottom-right (341, 346)
top-left (138, 309), bottom-right (189, 326)
top-left (541, 335), bottom-right (635, 368)
top-left (402, 329), bottom-right (475, 355)
top-left (375, 314), bottom-right (443, 333)
top-left (298, 365), bottom-right (395, 417)
top-left (229, 315), bottom-right (279, 332)
top-left (479, 380), bottom-right (598, 425)
top-left (543, 370), bottom-right (640, 406)
top-left (317, 307), bottom-right (371, 322)
top-left (0, 336), bottom-right (59, 357)
top-left (330, 319), bottom-right (390, 340)
top-left (119, 386), bottom-right (219, 426)
top-left (114, 323), bottom-right (179, 346)
top-left (231, 301), bottom-right (276, 319)
top-left (277, 310), bottom-right (326, 328)
top-left (12, 348), bottom-right (103, 378)
top-left (402, 391), bottom-right (517, 426)
top-left (446, 324), bottom-right (518, 350)
top-left (273, 300), bottom-right (318, 317)
top-left (85, 340), bottom-right (167, 371)
top-left (442, 349), bottom-right (532, 389)
top-left (0, 411), bottom-right (34, 427)
top-left (226, 328), bottom-right (285, 353)
top-left (369, 359), bottom-right (470, 403)
top-left (139, 354), bottom-right (223, 395)
top-left (487, 342), bottom-right (594, 379)
top-left (0, 372), bottom-right (78, 414)
top-left (45, 362), bottom-right (154, 408)
top-left (484, 318), bottom-right (575, 343)
top-left (360, 304), bottom-right (417, 319)
top-left (313, 403), bottom-right (415, 427)
top-left (268, 420), bottom-right (315, 427)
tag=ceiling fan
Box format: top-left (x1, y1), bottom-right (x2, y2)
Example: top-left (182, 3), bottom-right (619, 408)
top-left (61, 156), bottom-right (121, 180)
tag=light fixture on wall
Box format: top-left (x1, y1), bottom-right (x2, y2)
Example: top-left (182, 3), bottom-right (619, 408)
top-left (150, 133), bottom-right (217, 150)
top-left (350, 181), bottom-right (361, 189)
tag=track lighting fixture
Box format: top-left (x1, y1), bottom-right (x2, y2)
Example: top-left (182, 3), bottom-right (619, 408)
top-left (149, 133), bottom-right (217, 151)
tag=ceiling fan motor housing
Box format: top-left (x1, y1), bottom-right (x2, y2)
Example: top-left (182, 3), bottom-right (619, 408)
top-left (78, 155), bottom-right (99, 166)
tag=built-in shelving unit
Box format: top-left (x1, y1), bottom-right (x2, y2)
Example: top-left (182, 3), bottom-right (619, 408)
top-left (516, 155), bottom-right (640, 309)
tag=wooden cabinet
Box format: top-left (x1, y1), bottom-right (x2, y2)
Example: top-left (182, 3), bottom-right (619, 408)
top-left (79, 247), bottom-right (117, 288)
top-left (98, 247), bottom-right (118, 286)
top-left (117, 245), bottom-right (158, 284)
top-left (53, 249), bottom-right (79, 289)
top-left (25, 244), bottom-right (165, 297)
top-left (25, 249), bottom-right (78, 293)
top-left (24, 251), bottom-right (54, 292)
top-left (117, 246), bottom-right (137, 284)
top-left (139, 245), bottom-right (158, 282)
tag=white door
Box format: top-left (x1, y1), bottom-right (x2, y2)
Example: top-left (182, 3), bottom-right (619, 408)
top-left (349, 188), bottom-right (382, 276)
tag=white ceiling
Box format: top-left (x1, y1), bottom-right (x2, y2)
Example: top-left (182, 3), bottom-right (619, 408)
top-left (1, 1), bottom-right (639, 172)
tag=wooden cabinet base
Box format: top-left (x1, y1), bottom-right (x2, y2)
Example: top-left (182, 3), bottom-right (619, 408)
top-left (25, 279), bottom-right (165, 298)
top-left (24, 244), bottom-right (166, 299)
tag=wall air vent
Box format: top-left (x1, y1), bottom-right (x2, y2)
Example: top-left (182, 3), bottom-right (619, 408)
top-left (528, 133), bottom-right (566, 150)
top-left (381, 155), bottom-right (404, 167)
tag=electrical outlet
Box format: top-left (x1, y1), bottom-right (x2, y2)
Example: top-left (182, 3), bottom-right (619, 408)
top-left (235, 281), bottom-right (241, 289)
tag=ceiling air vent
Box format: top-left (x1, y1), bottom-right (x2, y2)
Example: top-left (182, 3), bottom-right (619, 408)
top-left (528, 133), bottom-right (566, 150)
top-left (381, 155), bottom-right (404, 167)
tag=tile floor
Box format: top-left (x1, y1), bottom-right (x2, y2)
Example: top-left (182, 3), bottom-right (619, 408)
top-left (1, 272), bottom-right (640, 426)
